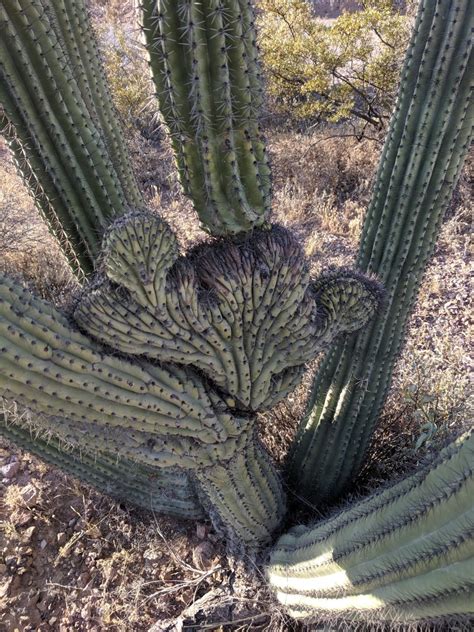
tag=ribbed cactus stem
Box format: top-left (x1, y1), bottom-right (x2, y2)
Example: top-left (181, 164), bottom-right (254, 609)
top-left (287, 0), bottom-right (474, 503)
top-left (141, 0), bottom-right (271, 235)
top-left (269, 430), bottom-right (474, 623)
top-left (196, 433), bottom-right (285, 546)
top-left (0, 0), bottom-right (143, 275)
top-left (0, 414), bottom-right (204, 518)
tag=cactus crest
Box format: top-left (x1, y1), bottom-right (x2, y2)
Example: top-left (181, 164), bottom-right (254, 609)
top-left (75, 213), bottom-right (381, 411)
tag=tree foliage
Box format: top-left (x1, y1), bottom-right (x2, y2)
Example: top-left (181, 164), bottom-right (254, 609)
top-left (257, 0), bottom-right (411, 133)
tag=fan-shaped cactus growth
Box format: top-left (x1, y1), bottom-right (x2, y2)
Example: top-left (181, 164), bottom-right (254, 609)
top-left (75, 212), bottom-right (380, 411)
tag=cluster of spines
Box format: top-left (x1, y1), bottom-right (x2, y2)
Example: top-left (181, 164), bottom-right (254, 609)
top-left (0, 414), bottom-right (204, 518)
top-left (141, 0), bottom-right (271, 235)
top-left (287, 0), bottom-right (474, 503)
top-left (269, 430), bottom-right (474, 623)
top-left (75, 213), bottom-right (380, 411)
top-left (0, 0), bottom-right (142, 274)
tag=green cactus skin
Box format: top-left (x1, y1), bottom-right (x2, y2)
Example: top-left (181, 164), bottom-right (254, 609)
top-left (0, 414), bottom-right (204, 518)
top-left (0, 271), bottom-right (287, 545)
top-left (141, 0), bottom-right (271, 236)
top-left (268, 430), bottom-right (474, 624)
top-left (196, 431), bottom-right (286, 546)
top-left (0, 272), bottom-right (252, 468)
top-left (75, 212), bottom-right (381, 411)
top-left (287, 0), bottom-right (474, 503)
top-left (0, 0), bottom-right (142, 275)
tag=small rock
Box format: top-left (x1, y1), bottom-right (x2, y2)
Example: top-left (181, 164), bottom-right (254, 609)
top-left (196, 524), bottom-right (207, 540)
top-left (192, 541), bottom-right (216, 570)
top-left (78, 572), bottom-right (90, 588)
top-left (0, 577), bottom-right (12, 598)
top-left (0, 461), bottom-right (20, 478)
top-left (40, 539), bottom-right (48, 550)
top-left (22, 526), bottom-right (36, 542)
top-left (0, 563), bottom-right (7, 574)
top-left (20, 483), bottom-right (38, 507)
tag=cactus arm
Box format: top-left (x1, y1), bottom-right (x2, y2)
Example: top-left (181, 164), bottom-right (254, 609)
top-left (0, 273), bottom-right (244, 458)
top-left (287, 0), bottom-right (474, 503)
top-left (141, 0), bottom-right (271, 235)
top-left (46, 1), bottom-right (143, 206)
top-left (269, 430), bottom-right (474, 623)
top-left (0, 0), bottom-right (143, 275)
top-left (0, 415), bottom-right (204, 518)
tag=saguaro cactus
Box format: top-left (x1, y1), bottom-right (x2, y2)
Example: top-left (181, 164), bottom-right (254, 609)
top-left (268, 429), bottom-right (474, 623)
top-left (0, 0), bottom-right (469, 584)
top-left (0, 0), bottom-right (382, 548)
top-left (287, 0), bottom-right (474, 503)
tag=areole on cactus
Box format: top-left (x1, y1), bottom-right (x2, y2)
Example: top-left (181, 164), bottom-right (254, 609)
top-left (0, 0), bottom-right (473, 625)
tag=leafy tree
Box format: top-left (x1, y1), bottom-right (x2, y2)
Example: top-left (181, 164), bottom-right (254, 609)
top-left (257, 0), bottom-right (411, 133)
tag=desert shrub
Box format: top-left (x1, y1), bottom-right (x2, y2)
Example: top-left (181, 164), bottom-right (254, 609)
top-left (0, 149), bottom-right (45, 254)
top-left (258, 0), bottom-right (411, 134)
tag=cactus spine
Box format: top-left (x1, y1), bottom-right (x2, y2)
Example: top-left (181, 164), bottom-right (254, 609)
top-left (0, 0), bottom-right (142, 274)
top-left (287, 0), bottom-right (474, 503)
top-left (268, 430), bottom-right (474, 623)
top-left (141, 0), bottom-right (271, 235)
